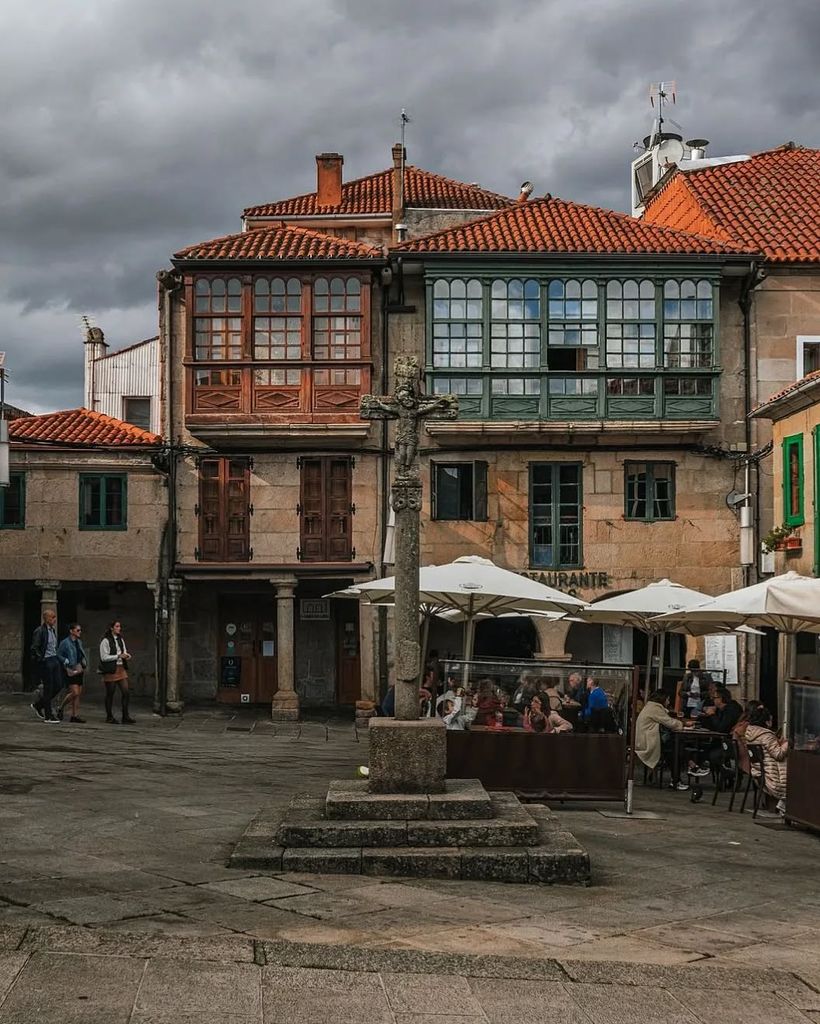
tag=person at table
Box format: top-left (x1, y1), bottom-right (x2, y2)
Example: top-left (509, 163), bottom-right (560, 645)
top-left (580, 676), bottom-right (611, 727)
top-left (474, 678), bottom-right (502, 725)
top-left (565, 671), bottom-right (586, 708)
top-left (511, 671), bottom-right (537, 711)
top-left (675, 659), bottom-right (715, 717)
top-left (701, 687), bottom-right (742, 734)
top-left (635, 689), bottom-right (688, 791)
top-left (744, 705), bottom-right (788, 814)
top-left (524, 694), bottom-right (572, 733)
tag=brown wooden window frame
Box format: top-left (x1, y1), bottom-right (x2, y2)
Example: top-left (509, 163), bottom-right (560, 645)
top-left (193, 277), bottom-right (244, 361)
top-left (197, 457), bottom-right (251, 562)
top-left (298, 456), bottom-right (354, 563)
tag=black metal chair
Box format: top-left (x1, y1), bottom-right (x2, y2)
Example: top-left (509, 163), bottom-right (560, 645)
top-left (711, 737), bottom-right (738, 807)
top-left (740, 743), bottom-right (767, 818)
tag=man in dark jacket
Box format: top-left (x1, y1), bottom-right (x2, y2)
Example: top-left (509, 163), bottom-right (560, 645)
top-left (30, 609), bottom-right (61, 723)
top-left (701, 686), bottom-right (742, 773)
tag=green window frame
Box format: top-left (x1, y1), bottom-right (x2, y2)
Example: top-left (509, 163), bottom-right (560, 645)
top-left (813, 427), bottom-right (820, 576)
top-left (79, 474), bottom-right (127, 531)
top-left (624, 462), bottom-right (676, 521)
top-left (529, 462), bottom-right (583, 569)
top-left (431, 461), bottom-right (488, 521)
top-left (783, 434), bottom-right (805, 528)
top-left (0, 473), bottom-right (25, 529)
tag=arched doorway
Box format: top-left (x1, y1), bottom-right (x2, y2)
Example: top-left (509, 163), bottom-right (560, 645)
top-left (473, 617), bottom-right (539, 660)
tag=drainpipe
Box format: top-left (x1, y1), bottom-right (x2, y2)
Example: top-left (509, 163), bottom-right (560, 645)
top-left (738, 262), bottom-right (765, 584)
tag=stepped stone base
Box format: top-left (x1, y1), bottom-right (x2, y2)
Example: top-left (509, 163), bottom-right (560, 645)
top-left (230, 780), bottom-right (590, 886)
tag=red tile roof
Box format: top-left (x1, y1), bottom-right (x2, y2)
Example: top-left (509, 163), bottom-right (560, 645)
top-left (243, 166), bottom-right (512, 218)
top-left (644, 144), bottom-right (820, 263)
top-left (10, 409), bottom-right (161, 447)
top-left (393, 196), bottom-right (749, 256)
top-left (753, 369), bottom-right (820, 416)
top-left (174, 223), bottom-right (383, 261)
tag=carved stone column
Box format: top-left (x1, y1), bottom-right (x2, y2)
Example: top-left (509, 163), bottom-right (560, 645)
top-left (165, 579), bottom-right (184, 712)
top-left (35, 580), bottom-right (61, 621)
top-left (271, 578), bottom-right (299, 721)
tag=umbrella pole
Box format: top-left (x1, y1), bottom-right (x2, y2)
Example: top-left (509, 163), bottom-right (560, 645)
top-left (626, 631), bottom-right (653, 814)
top-left (655, 630), bottom-right (667, 692)
top-left (462, 594), bottom-right (476, 689)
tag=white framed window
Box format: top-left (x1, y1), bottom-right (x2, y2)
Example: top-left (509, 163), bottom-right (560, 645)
top-left (797, 336), bottom-right (820, 378)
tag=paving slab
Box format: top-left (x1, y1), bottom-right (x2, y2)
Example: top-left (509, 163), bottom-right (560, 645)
top-left (135, 957), bottom-right (262, 1018)
top-left (382, 971), bottom-right (485, 1016)
top-left (21, 923), bottom-right (255, 961)
top-left (468, 978), bottom-right (590, 1023)
top-left (558, 959), bottom-right (797, 991)
top-left (0, 927), bottom-right (25, 952)
top-left (28, 892), bottom-right (156, 926)
top-left (261, 965), bottom-right (392, 1023)
top-left (568, 981), bottom-right (699, 1023)
top-left (0, 953), bottom-right (27, 1003)
top-left (671, 987), bottom-right (813, 1024)
top-left (0, 951), bottom-right (145, 1024)
top-left (201, 875), bottom-right (316, 902)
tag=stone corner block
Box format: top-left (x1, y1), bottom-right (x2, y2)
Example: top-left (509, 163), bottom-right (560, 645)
top-left (368, 718), bottom-right (446, 794)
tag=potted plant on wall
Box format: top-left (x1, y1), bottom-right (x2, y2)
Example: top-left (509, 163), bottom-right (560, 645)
top-left (761, 522), bottom-right (801, 553)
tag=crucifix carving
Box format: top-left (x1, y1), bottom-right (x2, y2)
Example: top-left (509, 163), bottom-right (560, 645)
top-left (361, 356), bottom-right (457, 718)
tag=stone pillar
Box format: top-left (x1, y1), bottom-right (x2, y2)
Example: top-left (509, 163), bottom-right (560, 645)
top-left (358, 603), bottom-right (377, 702)
top-left (271, 578), bottom-right (299, 721)
top-left (165, 579), bottom-right (184, 713)
top-left (35, 580), bottom-right (61, 623)
top-left (147, 581), bottom-right (163, 713)
top-left (532, 616), bottom-right (572, 661)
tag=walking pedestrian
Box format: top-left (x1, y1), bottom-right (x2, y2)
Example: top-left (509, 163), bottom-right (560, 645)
top-left (99, 620), bottom-right (135, 724)
top-left (29, 609), bottom-right (61, 723)
top-left (57, 623), bottom-right (87, 723)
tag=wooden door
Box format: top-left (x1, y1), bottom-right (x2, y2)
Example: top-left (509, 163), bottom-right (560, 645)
top-left (217, 596), bottom-right (278, 704)
top-left (336, 600), bottom-right (361, 704)
top-left (299, 457), bottom-right (352, 562)
top-left (199, 459), bottom-right (250, 562)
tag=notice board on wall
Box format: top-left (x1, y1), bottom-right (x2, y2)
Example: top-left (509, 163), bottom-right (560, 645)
top-left (705, 634), bottom-right (739, 685)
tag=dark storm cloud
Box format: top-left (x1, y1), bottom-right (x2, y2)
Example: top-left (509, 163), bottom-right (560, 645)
top-left (1, 0), bottom-right (818, 412)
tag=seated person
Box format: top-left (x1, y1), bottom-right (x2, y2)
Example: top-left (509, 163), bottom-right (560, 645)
top-left (523, 695), bottom-right (572, 733)
top-left (635, 689), bottom-right (687, 790)
top-left (542, 678), bottom-right (571, 713)
top-left (675, 659), bottom-right (715, 717)
top-left (441, 696), bottom-right (467, 730)
top-left (581, 676), bottom-right (614, 730)
top-left (565, 671), bottom-right (586, 709)
top-left (511, 671), bottom-right (537, 711)
top-left (702, 686), bottom-right (742, 734)
top-left (528, 711), bottom-right (551, 734)
top-left (474, 678), bottom-right (501, 726)
top-left (744, 705), bottom-right (788, 813)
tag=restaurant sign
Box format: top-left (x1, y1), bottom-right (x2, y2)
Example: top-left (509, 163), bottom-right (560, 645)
top-left (521, 570), bottom-right (609, 598)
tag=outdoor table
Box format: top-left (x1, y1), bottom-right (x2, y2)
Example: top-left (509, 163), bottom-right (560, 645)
top-left (670, 725), bottom-right (722, 796)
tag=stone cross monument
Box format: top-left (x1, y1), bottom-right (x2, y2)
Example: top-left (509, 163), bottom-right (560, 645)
top-left (361, 356), bottom-right (457, 720)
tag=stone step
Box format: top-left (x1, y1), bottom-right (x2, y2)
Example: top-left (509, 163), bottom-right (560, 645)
top-left (325, 778), bottom-right (493, 821)
top-left (277, 793), bottom-right (539, 849)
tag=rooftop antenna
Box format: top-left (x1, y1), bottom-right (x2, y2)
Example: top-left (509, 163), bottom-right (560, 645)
top-left (398, 108), bottom-right (411, 216)
top-left (648, 81), bottom-right (676, 147)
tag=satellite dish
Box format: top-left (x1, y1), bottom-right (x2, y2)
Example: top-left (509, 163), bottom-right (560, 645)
top-left (656, 136), bottom-right (685, 166)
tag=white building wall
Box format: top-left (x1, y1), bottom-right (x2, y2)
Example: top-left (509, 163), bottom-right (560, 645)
top-left (87, 337), bottom-right (161, 434)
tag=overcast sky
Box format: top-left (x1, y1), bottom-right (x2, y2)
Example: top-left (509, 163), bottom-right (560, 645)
top-left (2, 0), bottom-right (818, 413)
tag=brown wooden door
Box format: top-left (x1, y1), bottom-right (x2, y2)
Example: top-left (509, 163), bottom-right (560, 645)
top-left (336, 600), bottom-right (361, 704)
top-left (218, 596), bottom-right (278, 704)
top-left (299, 457), bottom-right (352, 562)
top-left (199, 458), bottom-right (250, 561)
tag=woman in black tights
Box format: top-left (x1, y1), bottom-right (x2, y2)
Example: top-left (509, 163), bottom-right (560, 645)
top-left (99, 620), bottom-right (135, 724)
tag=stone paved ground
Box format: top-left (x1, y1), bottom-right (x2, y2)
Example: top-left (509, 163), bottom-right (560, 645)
top-left (1, 693), bottom-right (819, 1022)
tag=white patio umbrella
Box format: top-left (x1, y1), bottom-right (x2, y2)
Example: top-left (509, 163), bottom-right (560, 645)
top-left (652, 571), bottom-right (820, 728)
top-left (576, 579), bottom-right (721, 814)
top-left (330, 556), bottom-right (584, 683)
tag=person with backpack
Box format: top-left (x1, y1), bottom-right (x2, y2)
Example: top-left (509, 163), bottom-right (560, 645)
top-left (99, 620), bottom-right (135, 724)
top-left (29, 609), bottom-right (61, 723)
top-left (57, 622), bottom-right (87, 723)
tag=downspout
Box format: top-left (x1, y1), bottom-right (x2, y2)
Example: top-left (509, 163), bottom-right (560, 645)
top-left (738, 261), bottom-right (765, 584)
top-left (156, 269), bottom-right (181, 715)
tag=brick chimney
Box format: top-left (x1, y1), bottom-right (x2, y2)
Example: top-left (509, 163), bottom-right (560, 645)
top-left (392, 143), bottom-right (407, 241)
top-left (316, 152), bottom-right (343, 206)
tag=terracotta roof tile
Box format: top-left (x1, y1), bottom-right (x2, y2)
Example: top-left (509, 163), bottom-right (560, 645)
top-left (644, 144), bottom-right (820, 262)
top-left (244, 166), bottom-right (512, 218)
top-left (10, 408), bottom-right (161, 447)
top-left (174, 223), bottom-right (383, 261)
top-left (753, 369), bottom-right (820, 414)
top-left (393, 196), bottom-right (749, 256)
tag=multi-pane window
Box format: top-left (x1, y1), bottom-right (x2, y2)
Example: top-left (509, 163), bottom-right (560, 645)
top-left (606, 377), bottom-right (654, 396)
top-left (783, 434), bottom-right (805, 527)
top-left (432, 279), bottom-right (483, 369)
top-left (254, 368), bottom-right (301, 386)
top-left (548, 280), bottom-right (598, 346)
top-left (491, 378), bottom-right (540, 395)
top-left (79, 475), bottom-right (126, 531)
top-left (529, 463), bottom-right (582, 568)
top-left (490, 279), bottom-right (540, 369)
top-left (431, 462), bottom-right (488, 521)
top-left (313, 277), bottom-right (361, 360)
top-left (314, 367), bottom-right (361, 385)
top-left (196, 369), bottom-right (241, 386)
top-left (194, 278), bottom-right (242, 360)
top-left (548, 378), bottom-right (597, 395)
top-left (663, 377), bottom-right (712, 396)
top-left (254, 277), bottom-right (302, 360)
top-left (605, 280), bottom-right (656, 368)
top-left (663, 280), bottom-right (713, 367)
top-left (625, 462), bottom-right (675, 521)
top-left (431, 377), bottom-right (482, 396)
top-left (0, 473), bottom-right (25, 529)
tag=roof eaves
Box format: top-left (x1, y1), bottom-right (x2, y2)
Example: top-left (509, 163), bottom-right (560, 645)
top-left (751, 372), bottom-right (820, 419)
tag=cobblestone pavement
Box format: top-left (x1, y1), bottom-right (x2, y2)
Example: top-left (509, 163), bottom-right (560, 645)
top-left (1, 694), bottom-right (819, 1022)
